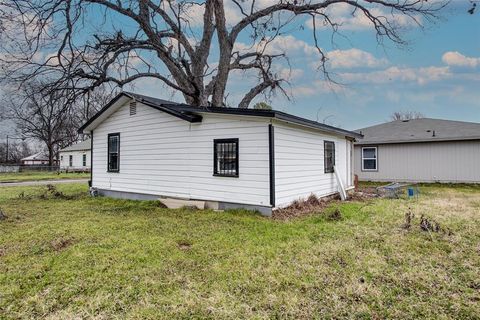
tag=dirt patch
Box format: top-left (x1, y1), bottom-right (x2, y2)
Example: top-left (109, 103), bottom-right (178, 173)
top-left (349, 186), bottom-right (384, 201)
top-left (273, 194), bottom-right (338, 220)
top-left (177, 240), bottom-right (192, 250)
top-left (326, 208), bottom-right (343, 221)
top-left (50, 237), bottom-right (75, 252)
top-left (272, 189), bottom-right (381, 220)
top-left (17, 185), bottom-right (82, 201)
top-left (0, 208), bottom-right (7, 220)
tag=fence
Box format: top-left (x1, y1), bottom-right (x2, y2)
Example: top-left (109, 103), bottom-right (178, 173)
top-left (0, 164), bottom-right (20, 173)
top-left (0, 164), bottom-right (60, 173)
top-left (20, 165), bottom-right (60, 172)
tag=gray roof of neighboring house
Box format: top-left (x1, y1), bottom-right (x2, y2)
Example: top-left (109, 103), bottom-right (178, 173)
top-left (79, 92), bottom-right (363, 139)
top-left (355, 118), bottom-right (480, 145)
top-left (59, 140), bottom-right (91, 152)
top-left (21, 152), bottom-right (49, 161)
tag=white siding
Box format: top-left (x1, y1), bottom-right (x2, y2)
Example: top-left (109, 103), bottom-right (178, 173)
top-left (274, 122), bottom-right (353, 208)
top-left (91, 101), bottom-right (270, 206)
top-left (59, 150), bottom-right (91, 169)
top-left (354, 141), bottom-right (480, 183)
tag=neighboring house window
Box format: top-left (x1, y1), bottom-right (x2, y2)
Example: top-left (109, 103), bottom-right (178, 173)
top-left (83, 154), bottom-right (87, 167)
top-left (108, 133), bottom-right (120, 172)
top-left (69, 155), bottom-right (73, 167)
top-left (324, 141), bottom-right (335, 173)
top-left (213, 138), bottom-right (239, 177)
top-left (60, 156), bottom-right (63, 161)
top-left (362, 147), bottom-right (377, 171)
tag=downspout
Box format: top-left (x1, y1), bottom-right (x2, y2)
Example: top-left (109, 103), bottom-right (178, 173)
top-left (269, 123), bottom-right (275, 208)
top-left (90, 131), bottom-right (93, 187)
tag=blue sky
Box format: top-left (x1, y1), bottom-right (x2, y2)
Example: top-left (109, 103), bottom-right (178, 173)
top-left (128, 0), bottom-right (480, 130)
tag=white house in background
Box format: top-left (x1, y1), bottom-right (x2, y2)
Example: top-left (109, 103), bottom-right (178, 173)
top-left (79, 92), bottom-right (362, 215)
top-left (21, 152), bottom-right (58, 165)
top-left (59, 140), bottom-right (91, 172)
top-left (354, 118), bottom-right (480, 183)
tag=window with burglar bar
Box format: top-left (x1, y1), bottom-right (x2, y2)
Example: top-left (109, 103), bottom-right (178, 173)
top-left (108, 133), bottom-right (120, 172)
top-left (324, 141), bottom-right (335, 173)
top-left (213, 138), bottom-right (239, 177)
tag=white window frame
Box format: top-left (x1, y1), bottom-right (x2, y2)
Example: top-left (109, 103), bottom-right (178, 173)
top-left (361, 147), bottom-right (377, 171)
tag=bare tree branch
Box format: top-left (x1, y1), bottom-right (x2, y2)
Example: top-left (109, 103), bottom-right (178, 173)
top-left (0, 0), bottom-right (448, 109)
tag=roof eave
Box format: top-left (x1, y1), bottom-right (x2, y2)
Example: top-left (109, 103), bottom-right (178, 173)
top-left (78, 92), bottom-right (203, 134)
top-left (355, 136), bottom-right (480, 145)
top-left (273, 112), bottom-right (363, 139)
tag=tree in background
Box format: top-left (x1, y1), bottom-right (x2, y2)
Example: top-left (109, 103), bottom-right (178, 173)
top-left (253, 102), bottom-right (272, 110)
top-left (0, 140), bottom-right (33, 164)
top-left (0, 0), bottom-right (447, 109)
top-left (1, 82), bottom-right (111, 165)
top-left (390, 111), bottom-right (425, 121)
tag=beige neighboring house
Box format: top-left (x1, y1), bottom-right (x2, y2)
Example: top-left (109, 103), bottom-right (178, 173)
top-left (59, 140), bottom-right (91, 172)
top-left (21, 152), bottom-right (58, 165)
top-left (354, 118), bottom-right (480, 183)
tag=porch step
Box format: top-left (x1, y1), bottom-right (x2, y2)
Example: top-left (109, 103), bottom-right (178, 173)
top-left (159, 197), bottom-right (206, 209)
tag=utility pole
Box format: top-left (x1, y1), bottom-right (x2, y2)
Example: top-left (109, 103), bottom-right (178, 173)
top-left (5, 135), bottom-right (8, 163)
top-left (5, 135), bottom-right (26, 163)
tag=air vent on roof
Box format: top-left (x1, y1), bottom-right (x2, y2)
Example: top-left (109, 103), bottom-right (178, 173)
top-left (129, 101), bottom-right (137, 115)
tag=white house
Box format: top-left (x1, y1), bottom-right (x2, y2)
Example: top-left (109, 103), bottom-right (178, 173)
top-left (354, 118), bottom-right (480, 183)
top-left (79, 92), bottom-right (361, 215)
top-left (59, 140), bottom-right (91, 172)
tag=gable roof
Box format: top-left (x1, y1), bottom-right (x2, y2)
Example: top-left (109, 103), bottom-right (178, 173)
top-left (79, 91), bottom-right (362, 139)
top-left (59, 140), bottom-right (91, 152)
top-left (356, 118), bottom-right (480, 145)
top-left (21, 152), bottom-right (49, 161)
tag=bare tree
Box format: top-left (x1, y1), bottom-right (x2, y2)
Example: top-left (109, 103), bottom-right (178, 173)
top-left (0, 140), bottom-right (33, 163)
top-left (390, 111), bottom-right (425, 121)
top-left (3, 82), bottom-right (85, 165)
top-left (0, 0), bottom-right (447, 108)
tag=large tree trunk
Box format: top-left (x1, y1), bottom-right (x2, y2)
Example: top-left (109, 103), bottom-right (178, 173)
top-left (47, 145), bottom-right (55, 167)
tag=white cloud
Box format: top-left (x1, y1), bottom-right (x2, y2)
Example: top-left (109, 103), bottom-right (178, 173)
top-left (277, 68), bottom-right (304, 81)
top-left (234, 35), bottom-right (318, 57)
top-left (291, 80), bottom-right (347, 97)
top-left (442, 51), bottom-right (480, 68)
top-left (306, 2), bottom-right (421, 31)
top-left (327, 48), bottom-right (388, 69)
top-left (339, 66), bottom-right (451, 85)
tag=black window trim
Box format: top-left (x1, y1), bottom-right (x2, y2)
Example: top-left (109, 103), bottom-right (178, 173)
top-left (107, 132), bottom-right (120, 173)
top-left (361, 146), bottom-right (378, 172)
top-left (324, 140), bottom-right (335, 173)
top-left (213, 138), bottom-right (239, 178)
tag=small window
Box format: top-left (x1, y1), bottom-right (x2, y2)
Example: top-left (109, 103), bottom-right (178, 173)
top-left (362, 147), bottom-right (377, 171)
top-left (108, 133), bottom-right (120, 172)
top-left (324, 141), bottom-right (335, 173)
top-left (83, 154), bottom-right (87, 167)
top-left (60, 156), bottom-right (63, 161)
top-left (213, 138), bottom-right (239, 177)
top-left (129, 101), bottom-right (136, 115)
top-left (69, 155), bottom-right (73, 167)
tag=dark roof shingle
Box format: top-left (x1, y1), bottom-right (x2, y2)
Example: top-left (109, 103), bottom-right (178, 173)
top-left (355, 118), bottom-right (480, 145)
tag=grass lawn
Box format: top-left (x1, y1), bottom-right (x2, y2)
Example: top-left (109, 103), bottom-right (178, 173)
top-left (0, 183), bottom-right (479, 319)
top-left (0, 171), bottom-right (89, 183)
